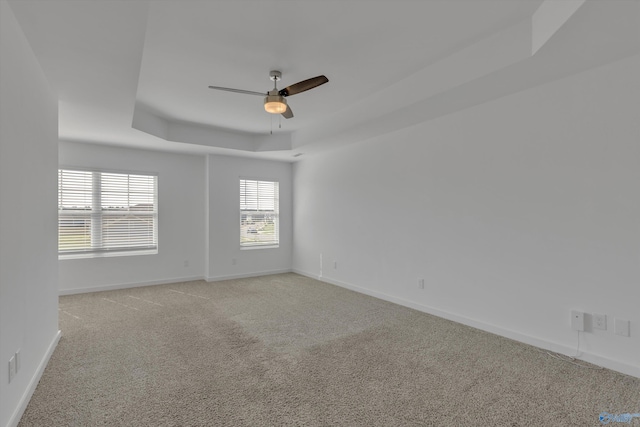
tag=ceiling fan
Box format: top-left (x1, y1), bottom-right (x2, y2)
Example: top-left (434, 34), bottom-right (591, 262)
top-left (208, 70), bottom-right (328, 119)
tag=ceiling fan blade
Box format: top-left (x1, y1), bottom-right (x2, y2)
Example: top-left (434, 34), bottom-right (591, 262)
top-left (279, 75), bottom-right (328, 97)
top-left (281, 105), bottom-right (294, 119)
top-left (208, 86), bottom-right (265, 97)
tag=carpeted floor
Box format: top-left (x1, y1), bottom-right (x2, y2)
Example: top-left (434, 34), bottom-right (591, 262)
top-left (18, 273), bottom-right (640, 426)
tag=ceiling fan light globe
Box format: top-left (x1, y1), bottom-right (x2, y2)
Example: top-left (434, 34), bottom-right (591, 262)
top-left (264, 95), bottom-right (287, 114)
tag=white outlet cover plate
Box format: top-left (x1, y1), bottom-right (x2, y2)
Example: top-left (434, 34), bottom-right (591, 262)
top-left (593, 314), bottom-right (607, 330)
top-left (8, 356), bottom-right (15, 383)
top-left (614, 318), bottom-right (630, 337)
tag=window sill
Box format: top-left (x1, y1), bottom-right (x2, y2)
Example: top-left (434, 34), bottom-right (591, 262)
top-left (59, 249), bottom-right (158, 260)
top-left (240, 245), bottom-right (279, 251)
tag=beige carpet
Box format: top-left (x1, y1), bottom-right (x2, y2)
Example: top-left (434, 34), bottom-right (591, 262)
top-left (18, 273), bottom-right (640, 426)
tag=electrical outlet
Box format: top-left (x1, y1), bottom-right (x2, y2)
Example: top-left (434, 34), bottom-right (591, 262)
top-left (183, 260), bottom-right (189, 267)
top-left (15, 349), bottom-right (20, 373)
top-left (8, 356), bottom-right (15, 383)
top-left (614, 318), bottom-right (630, 337)
top-left (571, 310), bottom-right (585, 331)
top-left (593, 314), bottom-right (607, 330)
top-left (418, 278), bottom-right (425, 289)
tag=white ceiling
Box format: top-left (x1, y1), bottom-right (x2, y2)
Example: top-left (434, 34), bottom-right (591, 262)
top-left (7, 0), bottom-right (640, 161)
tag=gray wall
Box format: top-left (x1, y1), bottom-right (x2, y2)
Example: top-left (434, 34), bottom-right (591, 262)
top-left (293, 53), bottom-right (640, 378)
top-left (58, 141), bottom-right (207, 293)
top-left (0, 2), bottom-right (60, 425)
top-left (207, 154), bottom-right (293, 280)
top-left (57, 144), bottom-right (293, 292)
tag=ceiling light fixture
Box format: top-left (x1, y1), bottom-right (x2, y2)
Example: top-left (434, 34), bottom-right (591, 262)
top-left (264, 93), bottom-right (287, 114)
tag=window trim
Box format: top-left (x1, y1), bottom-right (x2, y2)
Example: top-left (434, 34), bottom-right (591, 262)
top-left (239, 177), bottom-right (279, 250)
top-left (58, 166), bottom-right (158, 259)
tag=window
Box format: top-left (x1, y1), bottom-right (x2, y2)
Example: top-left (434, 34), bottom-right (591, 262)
top-left (58, 169), bottom-right (158, 257)
top-left (240, 179), bottom-right (279, 248)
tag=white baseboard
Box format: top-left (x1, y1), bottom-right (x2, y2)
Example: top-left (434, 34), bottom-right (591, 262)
top-left (59, 276), bottom-right (206, 296)
top-left (292, 269), bottom-right (640, 379)
top-left (7, 330), bottom-right (61, 427)
top-left (206, 269), bottom-right (292, 282)
top-left (59, 269), bottom-right (296, 294)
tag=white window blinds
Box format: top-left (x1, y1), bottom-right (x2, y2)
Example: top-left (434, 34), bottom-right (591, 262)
top-left (58, 169), bottom-right (158, 256)
top-left (240, 179), bottom-right (279, 247)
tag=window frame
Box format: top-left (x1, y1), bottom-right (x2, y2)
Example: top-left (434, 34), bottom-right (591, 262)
top-left (239, 177), bottom-right (279, 250)
top-left (58, 167), bottom-right (158, 259)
